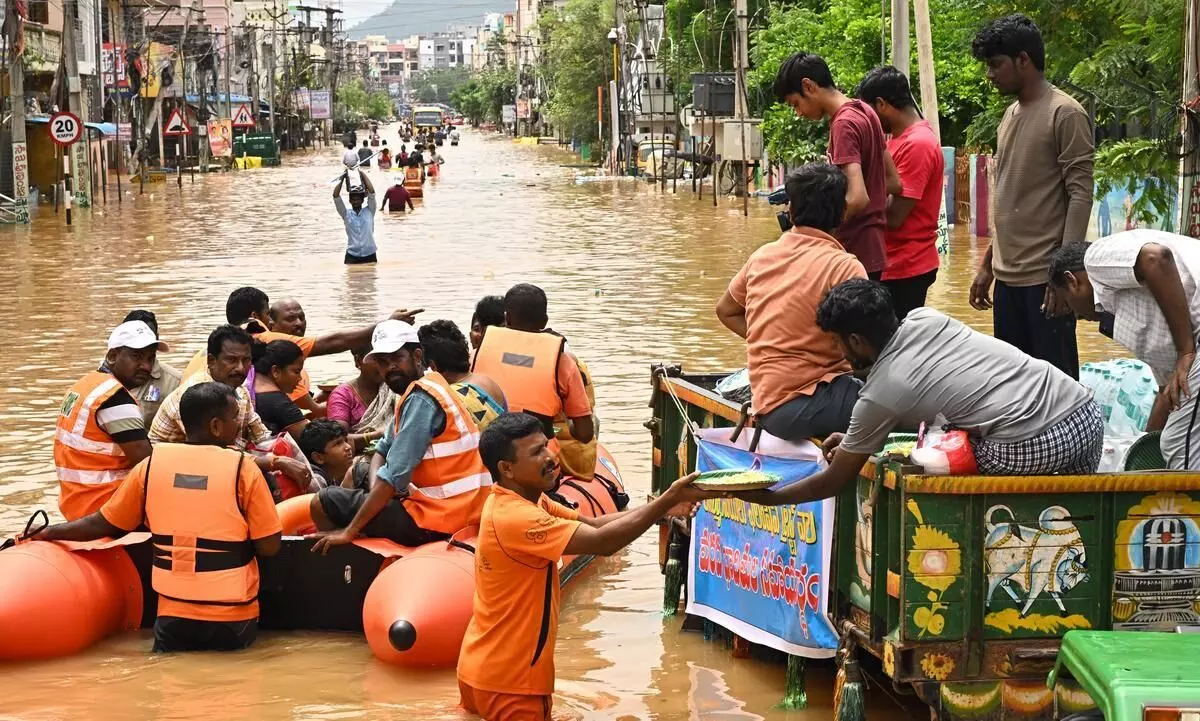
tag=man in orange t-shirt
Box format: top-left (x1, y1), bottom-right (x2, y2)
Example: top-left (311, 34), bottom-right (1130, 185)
top-left (456, 413), bottom-right (710, 719)
top-left (28, 382), bottom-right (282, 653)
top-left (716, 162), bottom-right (867, 442)
top-left (181, 287), bottom-right (422, 414)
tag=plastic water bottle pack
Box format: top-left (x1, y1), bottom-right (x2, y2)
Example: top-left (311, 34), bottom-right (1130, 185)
top-left (1079, 359), bottom-right (1157, 437)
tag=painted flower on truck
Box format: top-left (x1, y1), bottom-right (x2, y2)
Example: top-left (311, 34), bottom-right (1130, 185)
top-left (906, 499), bottom-right (961, 639)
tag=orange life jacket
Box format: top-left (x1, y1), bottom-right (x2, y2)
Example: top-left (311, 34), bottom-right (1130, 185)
top-left (143, 444), bottom-right (259, 616)
top-left (54, 371), bottom-right (136, 521)
top-left (396, 371), bottom-right (491, 535)
top-left (555, 355), bottom-right (597, 480)
top-left (471, 327), bottom-right (565, 434)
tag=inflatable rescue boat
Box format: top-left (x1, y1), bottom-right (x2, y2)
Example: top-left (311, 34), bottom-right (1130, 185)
top-left (0, 446), bottom-right (628, 667)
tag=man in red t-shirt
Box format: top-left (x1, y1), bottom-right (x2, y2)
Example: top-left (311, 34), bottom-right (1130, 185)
top-left (381, 178), bottom-right (415, 213)
top-left (857, 65), bottom-right (945, 319)
top-left (773, 52), bottom-right (901, 279)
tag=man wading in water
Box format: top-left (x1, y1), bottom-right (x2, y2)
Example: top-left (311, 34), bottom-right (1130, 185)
top-left (334, 171), bottom-right (378, 265)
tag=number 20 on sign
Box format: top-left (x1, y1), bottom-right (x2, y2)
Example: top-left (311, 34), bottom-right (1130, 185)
top-left (49, 111), bottom-right (83, 146)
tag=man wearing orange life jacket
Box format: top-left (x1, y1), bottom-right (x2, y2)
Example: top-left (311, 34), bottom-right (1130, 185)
top-left (310, 320), bottom-right (491, 551)
top-left (54, 320), bottom-right (163, 521)
top-left (180, 287), bottom-right (422, 417)
top-left (31, 382), bottom-right (282, 652)
top-left (471, 284), bottom-right (595, 460)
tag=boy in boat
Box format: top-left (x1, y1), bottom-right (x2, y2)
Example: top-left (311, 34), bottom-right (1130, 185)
top-left (308, 320), bottom-right (492, 551)
top-left (31, 382), bottom-right (282, 653)
top-left (299, 418), bottom-right (370, 490)
top-left (456, 412), bottom-right (710, 721)
top-left (716, 162), bottom-right (867, 442)
top-left (732, 279), bottom-right (1102, 507)
top-left (1049, 231), bottom-right (1200, 469)
top-left (54, 319), bottom-right (161, 520)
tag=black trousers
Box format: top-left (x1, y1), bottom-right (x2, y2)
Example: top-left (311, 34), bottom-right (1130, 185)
top-left (344, 252), bottom-right (378, 265)
top-left (153, 616), bottom-right (258, 653)
top-left (757, 374), bottom-right (862, 441)
top-left (993, 280), bottom-right (1079, 380)
top-left (317, 487), bottom-right (449, 546)
top-left (882, 269), bottom-right (937, 320)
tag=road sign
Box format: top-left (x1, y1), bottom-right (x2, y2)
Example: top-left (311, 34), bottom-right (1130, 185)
top-left (163, 107), bottom-right (191, 136)
top-left (49, 111), bottom-right (83, 146)
top-left (232, 103), bottom-right (256, 128)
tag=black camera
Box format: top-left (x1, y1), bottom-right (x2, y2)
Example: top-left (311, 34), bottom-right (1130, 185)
top-left (767, 185), bottom-right (791, 232)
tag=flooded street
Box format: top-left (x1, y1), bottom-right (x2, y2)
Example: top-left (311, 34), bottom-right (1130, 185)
top-left (0, 128), bottom-right (1121, 720)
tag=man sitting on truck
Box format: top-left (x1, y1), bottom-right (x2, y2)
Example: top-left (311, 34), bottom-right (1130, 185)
top-left (715, 162), bottom-right (867, 442)
top-left (730, 279), bottom-right (1103, 508)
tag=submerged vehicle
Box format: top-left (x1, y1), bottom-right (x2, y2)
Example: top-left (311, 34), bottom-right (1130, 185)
top-left (0, 446), bottom-right (628, 668)
top-left (648, 366), bottom-right (1200, 720)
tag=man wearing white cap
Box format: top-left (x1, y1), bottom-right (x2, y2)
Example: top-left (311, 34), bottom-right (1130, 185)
top-left (309, 320), bottom-right (491, 551)
top-left (54, 320), bottom-right (164, 520)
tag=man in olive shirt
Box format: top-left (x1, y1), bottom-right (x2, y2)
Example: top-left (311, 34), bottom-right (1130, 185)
top-left (968, 14), bottom-right (1094, 379)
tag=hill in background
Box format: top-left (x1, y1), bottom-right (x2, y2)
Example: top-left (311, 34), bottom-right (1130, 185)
top-left (347, 0), bottom-right (511, 40)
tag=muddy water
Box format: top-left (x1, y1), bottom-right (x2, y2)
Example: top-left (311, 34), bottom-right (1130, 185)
top-left (0, 129), bottom-right (1121, 720)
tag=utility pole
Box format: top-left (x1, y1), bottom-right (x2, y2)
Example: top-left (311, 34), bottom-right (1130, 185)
top-left (733, 0), bottom-right (749, 213)
top-left (224, 27), bottom-right (234, 119)
top-left (94, 0), bottom-right (106, 201)
top-left (912, 0), bottom-right (939, 141)
top-left (4, 0), bottom-right (30, 221)
top-left (63, 0), bottom-right (92, 208)
top-left (891, 0), bottom-right (910, 77)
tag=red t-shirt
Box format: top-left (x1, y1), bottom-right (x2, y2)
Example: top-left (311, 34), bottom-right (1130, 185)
top-left (883, 120), bottom-right (944, 281)
top-left (827, 99), bottom-right (888, 274)
top-left (382, 185), bottom-right (412, 212)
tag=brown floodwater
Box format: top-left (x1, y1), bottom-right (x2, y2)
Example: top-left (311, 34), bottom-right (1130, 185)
top-left (0, 128), bottom-right (1121, 720)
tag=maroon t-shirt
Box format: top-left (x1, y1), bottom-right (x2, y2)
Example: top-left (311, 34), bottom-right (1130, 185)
top-left (382, 185), bottom-right (412, 212)
top-left (827, 99), bottom-right (888, 274)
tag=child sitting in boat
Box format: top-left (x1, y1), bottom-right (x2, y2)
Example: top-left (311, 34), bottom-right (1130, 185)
top-left (299, 419), bottom-right (370, 491)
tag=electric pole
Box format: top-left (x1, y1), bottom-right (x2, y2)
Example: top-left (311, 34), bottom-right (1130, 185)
top-left (63, 0), bottom-right (92, 207)
top-left (913, 0), bottom-right (939, 141)
top-left (891, 0), bottom-right (910, 77)
top-left (4, 0), bottom-right (30, 221)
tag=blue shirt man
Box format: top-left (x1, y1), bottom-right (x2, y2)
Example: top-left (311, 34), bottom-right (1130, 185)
top-left (334, 171), bottom-right (377, 264)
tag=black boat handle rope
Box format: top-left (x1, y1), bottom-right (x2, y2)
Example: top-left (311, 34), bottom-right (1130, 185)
top-left (0, 510), bottom-right (49, 551)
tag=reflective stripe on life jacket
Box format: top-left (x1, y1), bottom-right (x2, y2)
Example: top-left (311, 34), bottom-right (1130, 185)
top-left (143, 444), bottom-right (258, 610)
top-left (395, 371), bottom-right (491, 534)
top-left (54, 371), bottom-right (133, 520)
top-left (471, 327), bottom-right (564, 431)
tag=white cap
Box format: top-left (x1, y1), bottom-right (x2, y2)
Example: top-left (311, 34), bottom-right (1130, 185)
top-left (366, 320), bottom-right (419, 357)
top-left (107, 320), bottom-right (169, 352)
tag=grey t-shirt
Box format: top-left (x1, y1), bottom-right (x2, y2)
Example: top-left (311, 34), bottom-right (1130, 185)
top-left (840, 308), bottom-right (1091, 454)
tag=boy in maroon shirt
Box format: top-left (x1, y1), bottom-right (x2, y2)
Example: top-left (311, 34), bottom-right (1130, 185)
top-left (773, 52), bottom-right (901, 279)
top-left (381, 177), bottom-right (415, 213)
top-left (856, 65), bottom-right (945, 319)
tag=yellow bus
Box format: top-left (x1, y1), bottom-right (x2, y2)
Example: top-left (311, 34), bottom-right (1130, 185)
top-left (412, 105), bottom-right (445, 130)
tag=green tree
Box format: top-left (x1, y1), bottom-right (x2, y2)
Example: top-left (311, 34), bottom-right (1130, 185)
top-left (539, 0), bottom-right (614, 142)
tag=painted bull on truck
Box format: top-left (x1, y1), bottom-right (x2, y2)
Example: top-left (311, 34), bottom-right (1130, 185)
top-left (984, 505), bottom-right (1090, 616)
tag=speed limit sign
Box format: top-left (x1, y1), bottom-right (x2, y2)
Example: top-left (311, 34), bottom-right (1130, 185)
top-left (48, 111), bottom-right (83, 146)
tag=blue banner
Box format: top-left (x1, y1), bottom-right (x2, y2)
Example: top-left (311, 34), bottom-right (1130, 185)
top-left (686, 429), bottom-right (839, 657)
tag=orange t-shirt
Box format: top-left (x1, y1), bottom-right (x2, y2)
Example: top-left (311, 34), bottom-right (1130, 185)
top-left (100, 453), bottom-right (282, 622)
top-left (457, 486), bottom-right (582, 696)
top-left (183, 330), bottom-right (316, 403)
top-left (727, 227), bottom-right (867, 415)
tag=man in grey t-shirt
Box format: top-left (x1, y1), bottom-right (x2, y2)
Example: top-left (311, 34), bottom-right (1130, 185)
top-left (734, 280), bottom-right (1103, 508)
